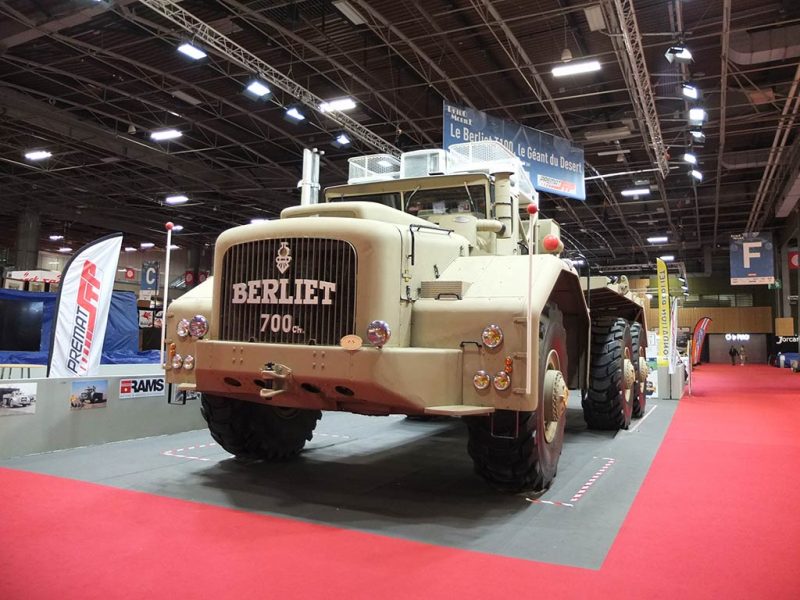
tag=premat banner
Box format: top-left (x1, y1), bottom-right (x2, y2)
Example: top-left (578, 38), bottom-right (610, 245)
top-left (48, 234), bottom-right (123, 378)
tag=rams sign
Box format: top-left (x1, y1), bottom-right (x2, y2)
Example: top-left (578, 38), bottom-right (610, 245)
top-left (119, 377), bottom-right (165, 399)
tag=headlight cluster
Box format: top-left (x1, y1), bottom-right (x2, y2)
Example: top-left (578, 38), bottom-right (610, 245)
top-left (472, 323), bottom-right (511, 391)
top-left (176, 315), bottom-right (208, 339)
top-left (472, 369), bottom-right (512, 391)
top-left (170, 353), bottom-right (195, 371)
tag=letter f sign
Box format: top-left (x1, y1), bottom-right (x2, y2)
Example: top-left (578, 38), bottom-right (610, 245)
top-left (742, 242), bottom-right (762, 268)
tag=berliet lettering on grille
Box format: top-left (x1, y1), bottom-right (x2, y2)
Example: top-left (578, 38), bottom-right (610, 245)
top-left (231, 278), bottom-right (337, 305)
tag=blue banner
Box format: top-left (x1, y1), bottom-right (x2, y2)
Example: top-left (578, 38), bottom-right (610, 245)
top-left (730, 232), bottom-right (775, 285)
top-left (443, 102), bottom-right (585, 200)
top-left (141, 260), bottom-right (159, 291)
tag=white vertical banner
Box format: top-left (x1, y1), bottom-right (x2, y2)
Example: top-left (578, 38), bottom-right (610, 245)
top-left (48, 234), bottom-right (123, 378)
top-left (668, 297), bottom-right (679, 375)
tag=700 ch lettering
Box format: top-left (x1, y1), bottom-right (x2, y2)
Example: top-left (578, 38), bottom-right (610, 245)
top-left (260, 314), bottom-right (304, 334)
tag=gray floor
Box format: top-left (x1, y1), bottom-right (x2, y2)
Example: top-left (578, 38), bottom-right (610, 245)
top-left (0, 394), bottom-right (676, 570)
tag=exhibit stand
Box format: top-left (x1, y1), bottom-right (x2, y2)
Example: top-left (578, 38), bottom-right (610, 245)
top-left (0, 363), bottom-right (205, 460)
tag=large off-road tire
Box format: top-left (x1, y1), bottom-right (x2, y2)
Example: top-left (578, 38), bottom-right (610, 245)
top-left (583, 316), bottom-right (633, 430)
top-left (464, 306), bottom-right (568, 492)
top-left (630, 322), bottom-right (647, 418)
top-left (201, 395), bottom-right (320, 460)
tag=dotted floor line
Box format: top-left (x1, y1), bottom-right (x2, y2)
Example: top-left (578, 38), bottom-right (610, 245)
top-left (569, 457), bottom-right (616, 503)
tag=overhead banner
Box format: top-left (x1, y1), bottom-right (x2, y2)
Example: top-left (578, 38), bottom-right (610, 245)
top-left (141, 260), bottom-right (159, 290)
top-left (656, 258), bottom-right (671, 367)
top-left (48, 234), bottom-right (123, 378)
top-left (443, 102), bottom-right (586, 200)
top-left (730, 232), bottom-right (775, 285)
top-left (691, 317), bottom-right (712, 366)
top-left (669, 297), bottom-right (679, 375)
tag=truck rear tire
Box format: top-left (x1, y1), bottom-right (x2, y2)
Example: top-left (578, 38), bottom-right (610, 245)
top-left (583, 316), bottom-right (633, 430)
top-left (464, 308), bottom-right (568, 492)
top-left (630, 322), bottom-right (647, 418)
top-left (201, 395), bottom-right (321, 460)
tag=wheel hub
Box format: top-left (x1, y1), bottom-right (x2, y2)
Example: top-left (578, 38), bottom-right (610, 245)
top-left (543, 369), bottom-right (567, 443)
top-left (638, 356), bottom-right (649, 382)
top-left (624, 358), bottom-right (636, 389)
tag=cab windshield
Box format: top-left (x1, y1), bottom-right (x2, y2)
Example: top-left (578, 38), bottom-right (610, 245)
top-left (328, 185), bottom-right (487, 219)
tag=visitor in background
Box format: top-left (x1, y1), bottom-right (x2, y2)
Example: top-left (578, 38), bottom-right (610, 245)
top-left (729, 345), bottom-right (739, 365)
top-left (739, 345), bottom-right (747, 366)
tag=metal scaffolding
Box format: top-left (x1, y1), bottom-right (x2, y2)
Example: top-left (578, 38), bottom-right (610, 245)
top-left (138, 0), bottom-right (401, 157)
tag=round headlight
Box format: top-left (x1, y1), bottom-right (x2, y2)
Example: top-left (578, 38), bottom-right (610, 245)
top-left (188, 315), bottom-right (209, 339)
top-left (183, 355), bottom-right (195, 371)
top-left (473, 370), bottom-right (491, 390)
top-left (171, 353), bottom-right (184, 370)
top-left (481, 324), bottom-right (504, 349)
top-left (366, 320), bottom-right (391, 348)
top-left (493, 371), bottom-right (511, 391)
top-left (176, 318), bottom-right (191, 338)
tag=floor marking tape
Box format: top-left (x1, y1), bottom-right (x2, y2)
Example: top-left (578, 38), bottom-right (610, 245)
top-left (526, 498), bottom-right (575, 508)
top-left (626, 404), bottom-right (658, 433)
top-left (161, 442), bottom-right (218, 462)
top-left (569, 457), bottom-right (616, 503)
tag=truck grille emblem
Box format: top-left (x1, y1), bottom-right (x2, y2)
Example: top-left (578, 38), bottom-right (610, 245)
top-left (276, 241), bottom-right (292, 274)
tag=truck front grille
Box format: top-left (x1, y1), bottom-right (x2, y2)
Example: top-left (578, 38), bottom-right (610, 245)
top-left (218, 237), bottom-right (357, 346)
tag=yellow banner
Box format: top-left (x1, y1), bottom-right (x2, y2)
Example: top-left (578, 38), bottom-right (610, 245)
top-left (656, 258), bottom-right (670, 367)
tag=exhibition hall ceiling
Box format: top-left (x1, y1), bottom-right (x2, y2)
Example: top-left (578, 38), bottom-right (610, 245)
top-left (1, 0), bottom-right (799, 272)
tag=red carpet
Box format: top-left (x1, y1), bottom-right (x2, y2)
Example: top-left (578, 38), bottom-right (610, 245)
top-left (1, 364), bottom-right (799, 599)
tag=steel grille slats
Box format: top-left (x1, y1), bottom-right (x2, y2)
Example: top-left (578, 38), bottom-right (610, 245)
top-left (218, 237), bottom-right (357, 346)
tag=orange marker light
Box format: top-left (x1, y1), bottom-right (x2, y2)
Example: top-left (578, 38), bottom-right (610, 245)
top-left (543, 234), bottom-right (561, 253)
top-left (505, 356), bottom-right (513, 374)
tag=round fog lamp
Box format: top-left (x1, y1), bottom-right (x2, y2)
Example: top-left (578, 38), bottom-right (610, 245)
top-left (171, 353), bottom-right (184, 370)
top-left (473, 370), bottom-right (491, 390)
top-left (183, 355), bottom-right (195, 371)
top-left (366, 320), bottom-right (391, 348)
top-left (176, 318), bottom-right (190, 338)
top-left (493, 371), bottom-right (511, 391)
top-left (481, 324), bottom-right (504, 349)
top-left (188, 315), bottom-right (209, 339)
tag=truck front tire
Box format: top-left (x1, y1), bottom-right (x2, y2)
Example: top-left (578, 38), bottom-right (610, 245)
top-left (201, 395), bottom-right (321, 460)
top-left (464, 309), bottom-right (568, 492)
top-left (583, 316), bottom-right (633, 430)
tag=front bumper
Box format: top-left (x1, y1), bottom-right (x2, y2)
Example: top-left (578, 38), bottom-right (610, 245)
top-left (193, 340), bottom-right (463, 414)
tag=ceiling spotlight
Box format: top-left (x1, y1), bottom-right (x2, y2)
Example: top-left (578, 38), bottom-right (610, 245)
top-left (150, 129), bottom-right (182, 141)
top-left (172, 224), bottom-right (184, 232)
top-left (319, 97), bottom-right (357, 112)
top-left (169, 244), bottom-right (181, 250)
top-left (678, 276), bottom-right (687, 283)
top-left (552, 59), bottom-right (602, 77)
top-left (688, 108), bottom-right (707, 124)
top-left (57, 247), bottom-right (73, 253)
top-left (245, 80), bottom-right (271, 98)
top-left (140, 242), bottom-right (155, 249)
top-left (124, 247), bottom-right (137, 252)
top-left (665, 43), bottom-right (693, 64)
top-left (681, 285), bottom-right (689, 291)
top-left (177, 43), bottom-right (207, 60)
top-left (681, 82), bottom-right (700, 100)
top-left (659, 255), bottom-right (675, 262)
top-left (690, 128), bottom-right (706, 143)
top-left (332, 132), bottom-right (352, 147)
top-left (25, 150), bottom-right (52, 161)
top-left (647, 236), bottom-right (669, 244)
top-left (284, 105), bottom-right (306, 122)
top-left (683, 152), bottom-right (697, 165)
top-left (621, 188), bottom-right (650, 197)
top-left (165, 194), bottom-right (189, 205)
top-left (332, 0), bottom-right (366, 25)
top-left (690, 169), bottom-right (703, 181)
top-left (49, 234), bottom-right (64, 241)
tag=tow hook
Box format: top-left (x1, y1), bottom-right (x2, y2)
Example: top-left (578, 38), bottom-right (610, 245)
top-left (260, 362), bottom-right (293, 398)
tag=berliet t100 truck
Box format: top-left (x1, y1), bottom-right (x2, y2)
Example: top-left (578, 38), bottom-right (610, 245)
top-left (166, 141), bottom-right (647, 492)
